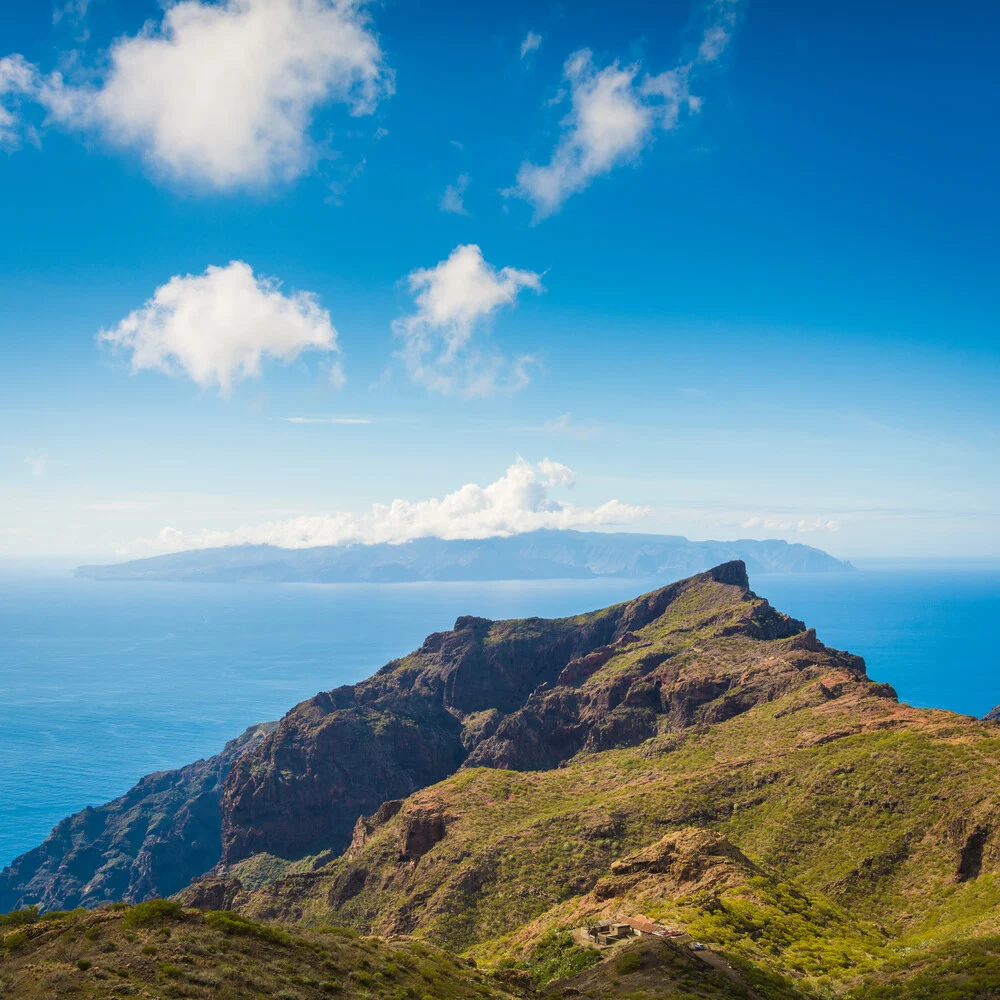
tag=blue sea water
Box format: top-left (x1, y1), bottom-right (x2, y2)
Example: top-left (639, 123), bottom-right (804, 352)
top-left (1, 561), bottom-right (998, 869)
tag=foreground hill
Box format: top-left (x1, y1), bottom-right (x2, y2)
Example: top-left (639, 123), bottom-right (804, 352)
top-left (0, 900), bottom-right (531, 1000)
top-left (75, 529), bottom-right (852, 583)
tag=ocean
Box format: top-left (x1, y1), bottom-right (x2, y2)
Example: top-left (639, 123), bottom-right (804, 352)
top-left (1, 561), bottom-right (998, 870)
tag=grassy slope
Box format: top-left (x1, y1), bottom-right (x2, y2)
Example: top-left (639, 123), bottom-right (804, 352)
top-left (0, 901), bottom-right (530, 1000)
top-left (228, 577), bottom-right (1000, 998)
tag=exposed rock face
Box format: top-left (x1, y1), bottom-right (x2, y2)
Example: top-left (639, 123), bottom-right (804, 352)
top-left (0, 724), bottom-right (274, 913)
top-left (984, 704), bottom-right (1000, 722)
top-left (594, 828), bottom-right (763, 900)
top-left (175, 874), bottom-right (246, 911)
top-left (218, 562), bottom-right (871, 867)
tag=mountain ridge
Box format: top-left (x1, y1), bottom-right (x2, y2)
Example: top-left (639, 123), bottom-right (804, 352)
top-left (74, 529), bottom-right (853, 583)
top-left (8, 562), bottom-right (1000, 998)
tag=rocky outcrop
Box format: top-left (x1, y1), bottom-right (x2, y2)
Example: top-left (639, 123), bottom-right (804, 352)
top-left (984, 704), bottom-right (1000, 722)
top-left (175, 874), bottom-right (246, 911)
top-left (218, 562), bottom-right (875, 869)
top-left (349, 800), bottom-right (404, 857)
top-left (0, 724), bottom-right (274, 913)
top-left (601, 828), bottom-right (763, 895)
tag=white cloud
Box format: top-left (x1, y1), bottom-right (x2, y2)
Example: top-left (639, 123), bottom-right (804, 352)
top-left (440, 173), bottom-right (470, 215)
top-left (507, 1), bottom-right (742, 217)
top-left (741, 516), bottom-right (842, 534)
top-left (0, 55), bottom-right (39, 149)
top-left (99, 261), bottom-right (341, 394)
top-left (697, 0), bottom-right (743, 62)
top-left (520, 31), bottom-right (542, 59)
top-left (25, 454), bottom-right (48, 477)
top-left (4, 0), bottom-right (392, 189)
top-left (543, 412), bottom-right (602, 440)
top-left (142, 458), bottom-right (646, 551)
top-left (507, 50), bottom-right (697, 218)
top-left (392, 244), bottom-right (543, 397)
top-left (53, 0), bottom-right (91, 26)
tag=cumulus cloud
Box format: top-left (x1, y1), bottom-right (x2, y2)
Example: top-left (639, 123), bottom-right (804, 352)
top-left (507, 50), bottom-right (697, 218)
top-left (440, 173), bottom-right (470, 215)
top-left (507, 1), bottom-right (742, 217)
top-left (2, 0), bottom-right (391, 189)
top-left (741, 516), bottom-right (842, 534)
top-left (392, 244), bottom-right (543, 397)
top-left (520, 31), bottom-right (542, 59)
top-left (143, 458), bottom-right (646, 551)
top-left (100, 261), bottom-right (341, 394)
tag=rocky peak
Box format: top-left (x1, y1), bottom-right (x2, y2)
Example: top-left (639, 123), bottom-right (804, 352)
top-left (218, 563), bottom-right (871, 866)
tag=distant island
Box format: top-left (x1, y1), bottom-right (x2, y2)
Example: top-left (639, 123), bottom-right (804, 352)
top-left (75, 529), bottom-right (853, 583)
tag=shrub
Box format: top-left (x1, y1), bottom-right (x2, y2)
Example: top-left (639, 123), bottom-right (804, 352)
top-left (76, 959), bottom-right (92, 971)
top-left (141, 945), bottom-right (157, 956)
top-left (204, 910), bottom-right (292, 946)
top-left (528, 930), bottom-right (603, 986)
top-left (613, 950), bottom-right (643, 975)
top-left (122, 900), bottom-right (185, 929)
top-left (1, 932), bottom-right (28, 951)
top-left (0, 907), bottom-right (38, 929)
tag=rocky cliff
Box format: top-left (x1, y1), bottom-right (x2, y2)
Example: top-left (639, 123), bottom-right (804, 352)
top-left (0, 724), bottom-right (274, 913)
top-left (2, 562), bottom-right (873, 913)
top-left (218, 562), bottom-right (835, 864)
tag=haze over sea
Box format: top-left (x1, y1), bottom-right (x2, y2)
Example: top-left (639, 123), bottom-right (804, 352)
top-left (2, 561), bottom-right (998, 869)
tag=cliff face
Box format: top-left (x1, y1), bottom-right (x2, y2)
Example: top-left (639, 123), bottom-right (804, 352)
top-left (3, 561), bottom-right (876, 912)
top-left (0, 724), bottom-right (274, 914)
top-left (218, 562), bottom-right (863, 864)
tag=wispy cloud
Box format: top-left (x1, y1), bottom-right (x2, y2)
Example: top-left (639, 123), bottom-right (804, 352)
top-left (741, 515), bottom-right (842, 534)
top-left (100, 261), bottom-right (341, 394)
top-left (283, 416), bottom-right (372, 425)
top-left (85, 500), bottom-right (157, 512)
top-left (520, 30), bottom-right (542, 60)
top-left (543, 412), bottom-right (602, 440)
top-left (440, 173), bottom-right (470, 215)
top-left (0, 0), bottom-right (393, 190)
top-left (142, 458), bottom-right (646, 551)
top-left (507, 0), bottom-right (743, 218)
top-left (25, 454), bottom-right (48, 477)
top-left (392, 244), bottom-right (543, 397)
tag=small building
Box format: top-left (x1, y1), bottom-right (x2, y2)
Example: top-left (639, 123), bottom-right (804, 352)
top-left (587, 922), bottom-right (636, 946)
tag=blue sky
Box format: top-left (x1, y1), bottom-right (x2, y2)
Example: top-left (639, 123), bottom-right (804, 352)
top-left (0, 0), bottom-right (997, 560)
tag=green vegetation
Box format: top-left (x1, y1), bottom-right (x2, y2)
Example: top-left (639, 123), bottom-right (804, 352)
top-left (518, 929), bottom-right (602, 986)
top-left (0, 904), bottom-right (529, 999)
top-left (121, 897), bottom-right (186, 928)
top-left (230, 575), bottom-right (1000, 998)
top-left (8, 569), bottom-right (1000, 999)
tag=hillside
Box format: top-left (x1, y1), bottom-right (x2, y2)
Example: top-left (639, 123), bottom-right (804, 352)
top-left (0, 725), bottom-right (275, 915)
top-left (6, 562), bottom-right (1000, 998)
top-left (0, 900), bottom-right (530, 1000)
top-left (74, 529), bottom-right (852, 583)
